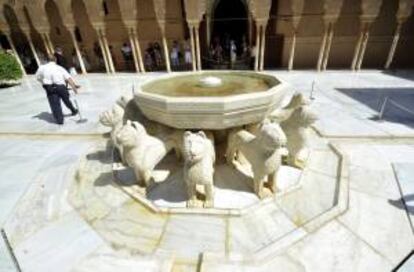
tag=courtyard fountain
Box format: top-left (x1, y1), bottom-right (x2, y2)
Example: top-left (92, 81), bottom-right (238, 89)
top-left (106, 71), bottom-right (309, 207)
top-left (69, 70), bottom-right (348, 269)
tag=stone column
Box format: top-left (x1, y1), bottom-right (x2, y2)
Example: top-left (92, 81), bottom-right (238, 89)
top-left (128, 28), bottom-right (140, 73)
top-left (96, 31), bottom-right (110, 73)
top-left (45, 33), bottom-right (54, 54)
top-left (69, 27), bottom-right (87, 74)
top-left (132, 29), bottom-right (145, 73)
top-left (5, 33), bottom-right (26, 76)
top-left (162, 34), bottom-right (171, 72)
top-left (195, 24), bottom-right (202, 71)
top-left (41, 33), bottom-right (53, 55)
top-left (259, 24), bottom-right (266, 71)
top-left (254, 24), bottom-right (260, 71)
top-left (189, 25), bottom-right (197, 71)
top-left (206, 14), bottom-right (211, 46)
top-left (288, 31), bottom-right (296, 71)
top-left (322, 23), bottom-right (334, 70)
top-left (356, 23), bottom-right (370, 70)
top-left (99, 29), bottom-right (115, 73)
top-left (351, 27), bottom-right (364, 70)
top-left (24, 32), bottom-right (41, 66)
top-left (248, 14), bottom-right (253, 47)
top-left (317, 25), bottom-right (329, 71)
top-left (384, 22), bottom-right (402, 69)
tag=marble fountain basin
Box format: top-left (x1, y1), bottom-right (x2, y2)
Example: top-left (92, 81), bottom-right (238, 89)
top-left (135, 71), bottom-right (292, 129)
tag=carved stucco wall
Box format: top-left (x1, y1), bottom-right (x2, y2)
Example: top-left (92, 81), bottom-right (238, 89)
top-left (397, 0), bottom-right (414, 22)
top-left (0, 0), bottom-right (11, 32)
top-left (184, 0), bottom-right (207, 25)
top-left (360, 0), bottom-right (383, 23)
top-left (248, 0), bottom-right (272, 25)
top-left (0, 0), bottom-right (413, 69)
top-left (118, 0), bottom-right (137, 27)
top-left (20, 0), bottom-right (50, 32)
top-left (323, 0), bottom-right (344, 24)
top-left (291, 0), bottom-right (304, 29)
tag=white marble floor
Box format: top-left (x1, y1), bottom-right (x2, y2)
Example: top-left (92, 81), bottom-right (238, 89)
top-left (0, 70), bottom-right (414, 271)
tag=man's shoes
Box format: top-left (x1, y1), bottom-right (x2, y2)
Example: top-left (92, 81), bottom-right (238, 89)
top-left (72, 109), bottom-right (79, 116)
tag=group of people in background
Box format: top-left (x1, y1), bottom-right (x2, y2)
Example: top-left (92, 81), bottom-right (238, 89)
top-left (208, 35), bottom-right (253, 68)
top-left (7, 35), bottom-right (256, 75)
top-left (118, 39), bottom-right (193, 71)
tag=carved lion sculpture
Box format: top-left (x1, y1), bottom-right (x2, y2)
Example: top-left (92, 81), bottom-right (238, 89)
top-left (281, 106), bottom-right (318, 169)
top-left (183, 131), bottom-right (216, 208)
top-left (99, 100), bottom-right (126, 162)
top-left (227, 120), bottom-right (287, 199)
top-left (268, 93), bottom-right (309, 123)
top-left (116, 120), bottom-right (169, 188)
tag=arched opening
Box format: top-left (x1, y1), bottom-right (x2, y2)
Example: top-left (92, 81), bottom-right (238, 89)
top-left (45, 0), bottom-right (73, 67)
top-left (212, 0), bottom-right (247, 44)
top-left (328, 0), bottom-right (361, 68)
top-left (210, 0), bottom-right (249, 68)
top-left (295, 0), bottom-right (324, 68)
top-left (103, 0), bottom-right (129, 71)
top-left (23, 6), bottom-right (46, 63)
top-left (72, 0), bottom-right (100, 71)
top-left (394, 6), bottom-right (414, 68)
top-left (364, 0), bottom-right (398, 68)
top-left (3, 4), bottom-right (34, 73)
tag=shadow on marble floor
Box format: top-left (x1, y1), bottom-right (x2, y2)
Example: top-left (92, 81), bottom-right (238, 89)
top-left (335, 88), bottom-right (414, 128)
top-left (388, 195), bottom-right (414, 215)
top-left (94, 172), bottom-right (115, 187)
top-left (382, 70), bottom-right (414, 82)
top-left (31, 112), bottom-right (56, 124)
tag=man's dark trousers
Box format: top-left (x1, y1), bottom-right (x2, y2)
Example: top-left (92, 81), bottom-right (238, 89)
top-left (43, 84), bottom-right (77, 124)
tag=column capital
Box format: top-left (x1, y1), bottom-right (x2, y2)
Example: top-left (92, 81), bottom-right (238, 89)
top-left (65, 24), bottom-right (77, 33)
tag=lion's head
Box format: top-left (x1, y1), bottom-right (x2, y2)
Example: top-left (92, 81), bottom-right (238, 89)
top-left (99, 104), bottom-right (124, 127)
top-left (116, 120), bottom-right (147, 148)
top-left (183, 131), bottom-right (209, 163)
top-left (259, 120), bottom-right (287, 150)
top-left (290, 107), bottom-right (318, 127)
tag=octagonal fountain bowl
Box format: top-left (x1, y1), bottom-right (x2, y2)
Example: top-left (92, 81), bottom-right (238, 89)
top-left (134, 71), bottom-right (293, 129)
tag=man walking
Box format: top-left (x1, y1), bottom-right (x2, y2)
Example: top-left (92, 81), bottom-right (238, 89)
top-left (36, 54), bottom-right (80, 125)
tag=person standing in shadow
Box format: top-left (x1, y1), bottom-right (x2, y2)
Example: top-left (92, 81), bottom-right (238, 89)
top-left (54, 47), bottom-right (69, 72)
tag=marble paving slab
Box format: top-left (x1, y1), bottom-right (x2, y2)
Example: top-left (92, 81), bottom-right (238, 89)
top-left (0, 235), bottom-right (17, 272)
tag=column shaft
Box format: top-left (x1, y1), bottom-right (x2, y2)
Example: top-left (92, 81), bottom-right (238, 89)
top-left (128, 30), bottom-right (140, 73)
top-left (101, 30), bottom-right (115, 73)
top-left (317, 27), bottom-right (329, 71)
top-left (254, 24), bottom-right (260, 71)
top-left (189, 25), bottom-right (196, 71)
top-left (385, 23), bottom-right (402, 69)
top-left (195, 25), bottom-right (202, 71)
top-left (97, 32), bottom-right (110, 73)
top-left (259, 25), bottom-right (266, 71)
top-left (351, 25), bottom-right (365, 70)
top-left (27, 35), bottom-right (41, 66)
top-left (70, 30), bottom-right (87, 74)
top-left (322, 24), bottom-right (334, 70)
top-left (162, 35), bottom-right (171, 72)
top-left (248, 15), bottom-right (253, 47)
top-left (132, 31), bottom-right (145, 73)
top-left (206, 15), bottom-right (211, 46)
top-left (356, 26), bottom-right (370, 70)
top-left (288, 31), bottom-right (296, 71)
top-left (5, 34), bottom-right (26, 76)
top-left (45, 33), bottom-right (54, 54)
top-left (41, 33), bottom-right (52, 55)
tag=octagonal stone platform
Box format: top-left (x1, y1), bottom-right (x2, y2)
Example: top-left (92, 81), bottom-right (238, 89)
top-left (62, 129), bottom-right (348, 267)
top-left (134, 71), bottom-right (292, 129)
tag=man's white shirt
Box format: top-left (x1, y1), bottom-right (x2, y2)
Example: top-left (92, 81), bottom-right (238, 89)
top-left (36, 62), bottom-right (71, 85)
